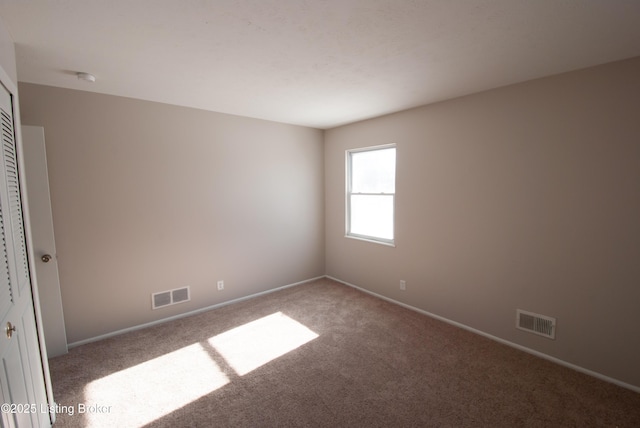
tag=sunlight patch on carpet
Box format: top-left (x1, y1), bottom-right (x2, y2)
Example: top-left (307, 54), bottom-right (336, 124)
top-left (209, 312), bottom-right (318, 376)
top-left (83, 342), bottom-right (229, 427)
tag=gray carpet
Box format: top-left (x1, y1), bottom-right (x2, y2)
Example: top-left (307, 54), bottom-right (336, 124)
top-left (48, 278), bottom-right (640, 427)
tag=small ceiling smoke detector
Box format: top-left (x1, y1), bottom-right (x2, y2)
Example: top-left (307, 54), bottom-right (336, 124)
top-left (76, 72), bottom-right (96, 82)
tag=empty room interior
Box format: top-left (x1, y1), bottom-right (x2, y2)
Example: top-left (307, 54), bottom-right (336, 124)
top-left (1, 1), bottom-right (640, 427)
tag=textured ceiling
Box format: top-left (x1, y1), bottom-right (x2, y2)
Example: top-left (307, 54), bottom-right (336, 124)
top-left (1, 1), bottom-right (639, 129)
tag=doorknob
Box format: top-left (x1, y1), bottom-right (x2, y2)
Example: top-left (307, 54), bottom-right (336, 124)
top-left (6, 322), bottom-right (16, 339)
top-left (41, 254), bottom-right (52, 263)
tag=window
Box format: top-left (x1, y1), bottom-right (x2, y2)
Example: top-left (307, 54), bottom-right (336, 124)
top-left (346, 144), bottom-right (396, 245)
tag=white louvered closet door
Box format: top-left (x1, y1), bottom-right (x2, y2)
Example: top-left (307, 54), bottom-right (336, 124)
top-left (0, 94), bottom-right (30, 311)
top-left (0, 81), bottom-right (51, 428)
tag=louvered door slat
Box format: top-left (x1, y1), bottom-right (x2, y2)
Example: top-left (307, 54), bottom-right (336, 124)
top-left (0, 200), bottom-right (11, 319)
top-left (0, 103), bottom-right (29, 298)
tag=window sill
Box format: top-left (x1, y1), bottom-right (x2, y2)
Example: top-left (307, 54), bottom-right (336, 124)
top-left (345, 234), bottom-right (396, 248)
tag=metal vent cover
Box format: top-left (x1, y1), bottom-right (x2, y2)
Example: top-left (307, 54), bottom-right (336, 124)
top-left (152, 291), bottom-right (172, 309)
top-left (516, 309), bottom-right (556, 339)
top-left (152, 286), bottom-right (190, 309)
top-left (172, 287), bottom-right (190, 303)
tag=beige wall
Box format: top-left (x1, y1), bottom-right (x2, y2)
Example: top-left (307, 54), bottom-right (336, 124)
top-left (19, 84), bottom-right (325, 344)
top-left (0, 16), bottom-right (16, 84)
top-left (325, 57), bottom-right (640, 388)
top-left (17, 56), bottom-right (640, 388)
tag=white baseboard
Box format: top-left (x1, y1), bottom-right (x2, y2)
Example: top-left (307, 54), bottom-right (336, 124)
top-left (326, 275), bottom-right (640, 394)
top-left (67, 275), bottom-right (325, 349)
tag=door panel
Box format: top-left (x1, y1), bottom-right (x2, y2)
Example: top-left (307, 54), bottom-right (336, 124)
top-left (21, 126), bottom-right (67, 358)
top-left (0, 372), bottom-right (15, 428)
top-left (3, 312), bottom-right (37, 428)
top-left (0, 77), bottom-right (51, 427)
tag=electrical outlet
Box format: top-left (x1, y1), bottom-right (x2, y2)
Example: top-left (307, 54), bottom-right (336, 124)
top-left (400, 280), bottom-right (406, 291)
top-left (217, 280), bottom-right (224, 291)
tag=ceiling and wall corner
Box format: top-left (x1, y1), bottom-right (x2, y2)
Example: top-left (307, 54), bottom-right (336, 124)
top-left (0, 1), bottom-right (639, 129)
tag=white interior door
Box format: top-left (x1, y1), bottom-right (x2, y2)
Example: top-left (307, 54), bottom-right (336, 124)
top-left (21, 126), bottom-right (67, 358)
top-left (0, 81), bottom-right (51, 427)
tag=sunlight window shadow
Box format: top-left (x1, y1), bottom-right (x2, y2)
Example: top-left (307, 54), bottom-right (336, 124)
top-left (83, 343), bottom-right (229, 427)
top-left (209, 311), bottom-right (319, 376)
top-left (81, 312), bottom-right (318, 427)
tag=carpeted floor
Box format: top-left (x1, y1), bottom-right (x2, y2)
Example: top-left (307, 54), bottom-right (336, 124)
top-left (48, 278), bottom-right (640, 427)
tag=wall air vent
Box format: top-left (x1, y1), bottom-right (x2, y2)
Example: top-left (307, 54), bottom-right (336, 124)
top-left (152, 291), bottom-right (171, 309)
top-left (172, 287), bottom-right (190, 303)
top-left (152, 286), bottom-right (190, 309)
top-left (516, 309), bottom-right (556, 339)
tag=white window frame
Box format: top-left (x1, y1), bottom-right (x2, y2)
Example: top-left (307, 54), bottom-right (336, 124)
top-left (346, 144), bottom-right (396, 246)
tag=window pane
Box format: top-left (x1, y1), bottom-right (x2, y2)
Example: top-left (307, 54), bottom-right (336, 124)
top-left (350, 195), bottom-right (394, 240)
top-left (351, 148), bottom-right (395, 193)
